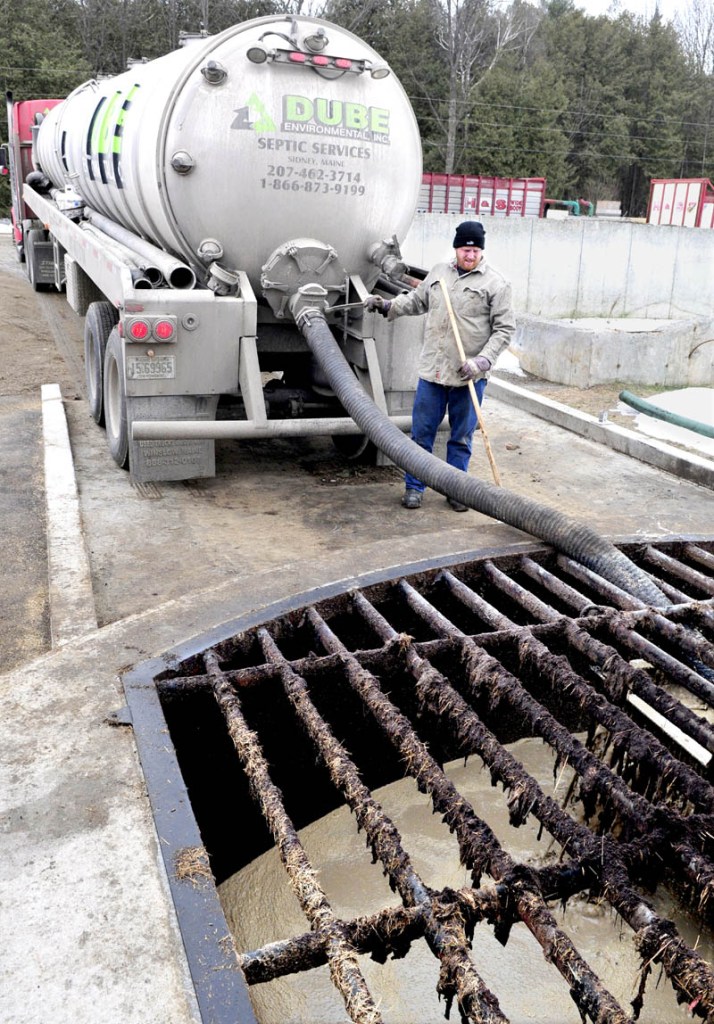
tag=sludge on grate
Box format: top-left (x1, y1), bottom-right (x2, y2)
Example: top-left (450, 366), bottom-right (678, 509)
top-left (123, 537), bottom-right (714, 1024)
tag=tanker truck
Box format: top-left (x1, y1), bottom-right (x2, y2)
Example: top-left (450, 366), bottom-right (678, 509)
top-left (3, 14), bottom-right (424, 483)
top-left (1, 14), bottom-right (667, 606)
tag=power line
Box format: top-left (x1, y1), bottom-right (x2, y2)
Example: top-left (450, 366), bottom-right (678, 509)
top-left (415, 113), bottom-right (702, 146)
top-left (407, 93), bottom-right (714, 131)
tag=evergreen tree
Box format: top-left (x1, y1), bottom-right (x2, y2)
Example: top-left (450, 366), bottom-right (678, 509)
top-left (0, 0), bottom-right (89, 216)
top-left (619, 12), bottom-right (694, 215)
top-left (465, 58), bottom-right (572, 192)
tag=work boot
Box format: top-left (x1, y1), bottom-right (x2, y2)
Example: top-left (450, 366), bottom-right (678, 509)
top-left (401, 489), bottom-right (422, 509)
top-left (446, 496), bottom-right (469, 512)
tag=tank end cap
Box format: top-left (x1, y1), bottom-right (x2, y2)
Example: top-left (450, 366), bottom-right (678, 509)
top-left (206, 262), bottom-right (240, 296)
top-left (201, 60), bottom-right (227, 85)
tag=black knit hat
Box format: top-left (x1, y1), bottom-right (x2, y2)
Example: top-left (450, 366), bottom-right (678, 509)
top-left (453, 221), bottom-right (485, 249)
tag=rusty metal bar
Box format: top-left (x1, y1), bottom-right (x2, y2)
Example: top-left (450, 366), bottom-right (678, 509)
top-left (519, 556), bottom-right (595, 614)
top-left (446, 563), bottom-right (714, 755)
top-left (587, 613), bottom-right (714, 707)
top-left (348, 589), bottom-right (714, 1018)
top-left (203, 650), bottom-right (385, 1024)
top-left (636, 609), bottom-right (714, 676)
top-left (479, 561), bottom-right (559, 622)
top-left (435, 577), bottom-right (714, 815)
top-left (310, 603), bottom-right (633, 1024)
top-left (398, 581), bottom-right (668, 825)
top-left (515, 626), bottom-right (714, 814)
top-left (254, 627), bottom-right (511, 1024)
top-left (555, 554), bottom-right (647, 610)
top-left (438, 569), bottom-right (515, 631)
top-left (240, 860), bottom-right (603, 987)
top-left (644, 546), bottom-right (714, 597)
top-left (686, 543), bottom-right (714, 575)
top-left (558, 620), bottom-right (714, 755)
top-left (240, 903), bottom-right (429, 985)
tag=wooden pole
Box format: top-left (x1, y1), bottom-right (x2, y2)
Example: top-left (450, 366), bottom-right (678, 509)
top-left (439, 278), bottom-right (502, 487)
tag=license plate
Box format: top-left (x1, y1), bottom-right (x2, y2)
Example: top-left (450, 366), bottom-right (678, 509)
top-left (126, 354), bottom-right (176, 380)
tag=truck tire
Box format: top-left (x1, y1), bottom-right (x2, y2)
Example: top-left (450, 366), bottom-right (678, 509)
top-left (84, 302), bottom-right (119, 426)
top-left (103, 328), bottom-right (129, 469)
top-left (331, 432), bottom-right (376, 463)
top-left (25, 229), bottom-right (47, 292)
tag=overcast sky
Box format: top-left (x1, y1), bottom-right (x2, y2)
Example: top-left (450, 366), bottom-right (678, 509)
top-left (574, 0), bottom-right (688, 22)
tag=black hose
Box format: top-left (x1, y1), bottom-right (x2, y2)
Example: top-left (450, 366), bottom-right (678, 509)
top-left (299, 311), bottom-right (668, 607)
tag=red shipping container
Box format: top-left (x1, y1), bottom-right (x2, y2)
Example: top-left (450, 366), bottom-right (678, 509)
top-left (418, 173), bottom-right (546, 218)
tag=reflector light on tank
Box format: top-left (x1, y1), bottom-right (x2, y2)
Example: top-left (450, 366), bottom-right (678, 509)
top-left (245, 44), bottom-right (388, 77)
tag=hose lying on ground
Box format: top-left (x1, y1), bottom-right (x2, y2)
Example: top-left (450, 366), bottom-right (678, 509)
top-left (299, 311), bottom-right (668, 608)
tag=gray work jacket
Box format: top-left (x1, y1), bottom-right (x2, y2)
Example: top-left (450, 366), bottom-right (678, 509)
top-left (388, 258), bottom-right (515, 387)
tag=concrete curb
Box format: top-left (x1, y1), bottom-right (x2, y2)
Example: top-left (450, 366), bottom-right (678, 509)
top-left (490, 377), bottom-right (714, 490)
top-left (41, 383), bottom-right (97, 644)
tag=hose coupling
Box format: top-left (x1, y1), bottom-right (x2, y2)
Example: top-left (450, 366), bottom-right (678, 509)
top-left (290, 283), bottom-right (329, 328)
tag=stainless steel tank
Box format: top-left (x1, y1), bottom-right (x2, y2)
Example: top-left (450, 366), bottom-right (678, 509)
top-left (35, 15), bottom-right (422, 292)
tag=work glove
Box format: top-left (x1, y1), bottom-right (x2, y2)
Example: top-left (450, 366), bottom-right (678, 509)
top-left (364, 295), bottom-right (391, 317)
top-left (459, 356), bottom-right (491, 381)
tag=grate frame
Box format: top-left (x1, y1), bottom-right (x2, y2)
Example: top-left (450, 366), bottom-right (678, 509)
top-left (123, 535), bottom-right (714, 1024)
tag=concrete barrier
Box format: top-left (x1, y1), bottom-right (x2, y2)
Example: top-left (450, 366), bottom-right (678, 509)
top-left (402, 212), bottom-right (714, 319)
top-left (402, 213), bottom-right (714, 386)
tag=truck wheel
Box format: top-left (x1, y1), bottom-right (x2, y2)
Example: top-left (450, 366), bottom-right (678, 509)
top-left (84, 302), bottom-right (118, 425)
top-left (331, 433), bottom-right (376, 463)
top-left (103, 329), bottom-right (129, 469)
top-left (25, 229), bottom-right (47, 291)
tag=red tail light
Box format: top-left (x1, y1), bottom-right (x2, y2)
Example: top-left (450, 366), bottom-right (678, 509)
top-left (153, 320), bottom-right (175, 341)
top-left (128, 319), bottom-right (150, 341)
top-left (124, 315), bottom-right (178, 343)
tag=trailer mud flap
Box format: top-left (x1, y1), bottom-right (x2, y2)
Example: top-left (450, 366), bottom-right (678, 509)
top-left (127, 395), bottom-right (218, 483)
top-left (28, 237), bottom-right (55, 286)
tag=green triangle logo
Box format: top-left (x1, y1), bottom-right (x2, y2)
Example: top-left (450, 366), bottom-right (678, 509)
top-left (248, 92), bottom-right (276, 132)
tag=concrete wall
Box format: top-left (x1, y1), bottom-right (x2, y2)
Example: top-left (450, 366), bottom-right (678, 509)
top-left (402, 212), bottom-right (714, 319)
top-left (512, 313), bottom-right (714, 388)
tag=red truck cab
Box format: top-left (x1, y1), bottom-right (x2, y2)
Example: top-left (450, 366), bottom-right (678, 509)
top-left (2, 93), bottom-right (62, 258)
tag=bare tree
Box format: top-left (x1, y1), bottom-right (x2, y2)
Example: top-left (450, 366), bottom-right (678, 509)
top-left (425, 0), bottom-right (535, 172)
top-left (675, 0), bottom-right (714, 73)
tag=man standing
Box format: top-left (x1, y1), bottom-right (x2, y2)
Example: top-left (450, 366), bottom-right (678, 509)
top-left (366, 221), bottom-right (515, 510)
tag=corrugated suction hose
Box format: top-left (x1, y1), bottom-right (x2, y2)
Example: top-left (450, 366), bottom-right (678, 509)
top-left (299, 311), bottom-right (668, 607)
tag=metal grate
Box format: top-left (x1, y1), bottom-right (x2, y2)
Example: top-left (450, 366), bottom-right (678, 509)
top-left (125, 537), bottom-right (714, 1024)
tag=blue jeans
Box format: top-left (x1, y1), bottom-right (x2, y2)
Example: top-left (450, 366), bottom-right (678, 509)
top-left (405, 377), bottom-right (487, 493)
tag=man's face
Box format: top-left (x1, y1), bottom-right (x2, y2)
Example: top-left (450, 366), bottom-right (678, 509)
top-left (455, 246), bottom-right (482, 272)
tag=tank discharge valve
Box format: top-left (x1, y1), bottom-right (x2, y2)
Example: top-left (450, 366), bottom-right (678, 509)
top-left (261, 239), bottom-right (346, 320)
top-left (289, 283), bottom-right (330, 325)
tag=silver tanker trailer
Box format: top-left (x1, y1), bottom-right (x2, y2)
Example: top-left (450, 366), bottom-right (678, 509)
top-left (2, 14), bottom-right (667, 606)
top-left (5, 13), bottom-right (424, 482)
